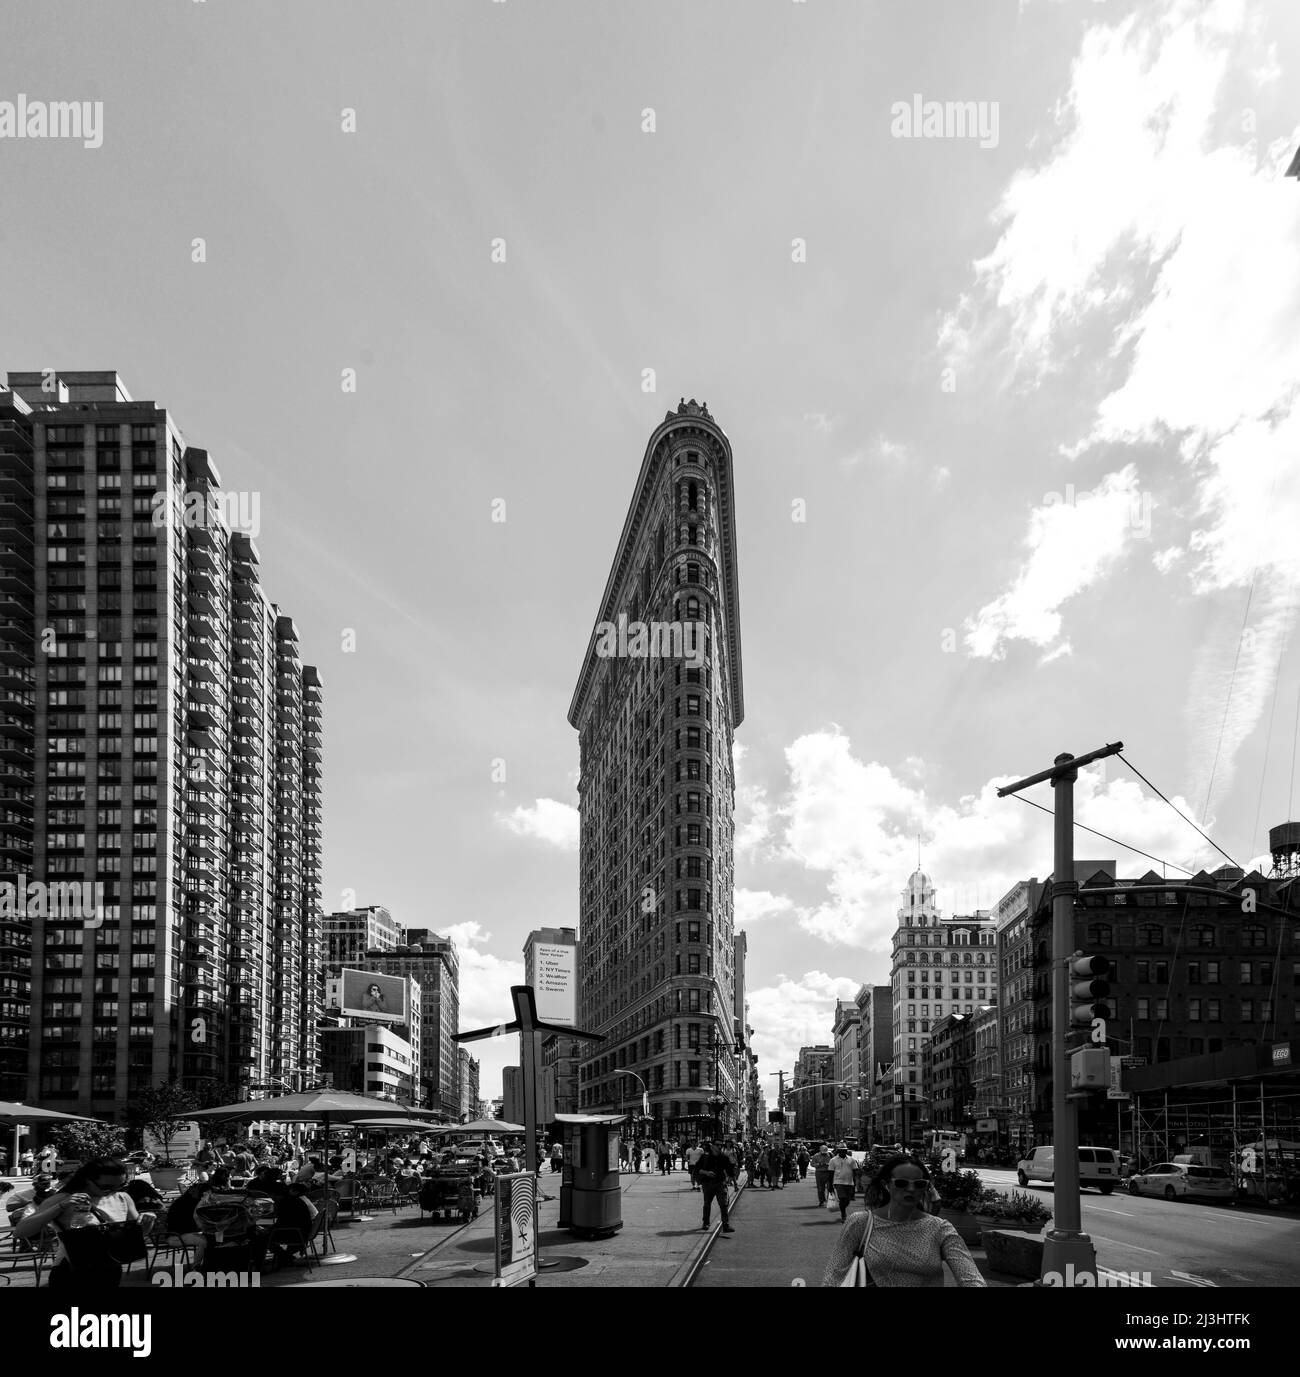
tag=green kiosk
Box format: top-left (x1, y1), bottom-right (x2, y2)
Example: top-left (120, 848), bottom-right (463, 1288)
top-left (555, 1113), bottom-right (626, 1239)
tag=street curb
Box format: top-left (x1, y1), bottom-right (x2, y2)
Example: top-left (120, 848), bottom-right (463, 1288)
top-left (669, 1178), bottom-right (747, 1288)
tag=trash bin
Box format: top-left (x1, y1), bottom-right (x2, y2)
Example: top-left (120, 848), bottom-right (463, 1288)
top-left (554, 1113), bottom-right (625, 1238)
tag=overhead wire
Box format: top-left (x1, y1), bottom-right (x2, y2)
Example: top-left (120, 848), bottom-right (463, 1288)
top-left (1009, 794), bottom-right (1195, 877)
top-left (1117, 753), bottom-right (1241, 870)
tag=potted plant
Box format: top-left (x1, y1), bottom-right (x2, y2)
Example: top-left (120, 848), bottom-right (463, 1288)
top-left (973, 1188), bottom-right (1052, 1233)
top-left (931, 1169), bottom-right (986, 1245)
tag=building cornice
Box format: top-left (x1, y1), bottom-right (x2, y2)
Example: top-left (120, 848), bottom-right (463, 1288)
top-left (568, 402), bottom-right (743, 730)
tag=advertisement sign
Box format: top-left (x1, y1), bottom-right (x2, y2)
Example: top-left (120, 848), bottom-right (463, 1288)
top-left (493, 1172), bottom-right (538, 1287)
top-left (533, 943), bottom-right (576, 1027)
top-left (976, 1118), bottom-right (998, 1133)
top-left (336, 968), bottom-right (408, 1023)
top-left (1107, 1057), bottom-right (1130, 1101)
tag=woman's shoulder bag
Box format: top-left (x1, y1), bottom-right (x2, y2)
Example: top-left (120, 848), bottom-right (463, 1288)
top-left (839, 1210), bottom-right (877, 1288)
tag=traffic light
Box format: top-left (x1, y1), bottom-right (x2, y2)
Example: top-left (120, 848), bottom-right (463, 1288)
top-left (1070, 952), bottom-right (1111, 1041)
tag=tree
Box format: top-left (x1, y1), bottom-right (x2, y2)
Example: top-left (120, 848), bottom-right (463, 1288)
top-left (124, 1082), bottom-right (198, 1163)
top-left (191, 1078), bottom-right (247, 1110)
top-left (50, 1120), bottom-right (128, 1163)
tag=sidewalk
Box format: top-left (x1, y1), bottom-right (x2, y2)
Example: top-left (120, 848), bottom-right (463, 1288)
top-left (691, 1173), bottom-right (1021, 1288)
top-left (396, 1165), bottom-right (723, 1288)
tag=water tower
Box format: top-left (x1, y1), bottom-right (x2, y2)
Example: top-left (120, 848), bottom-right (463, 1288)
top-left (1267, 822), bottom-right (1300, 878)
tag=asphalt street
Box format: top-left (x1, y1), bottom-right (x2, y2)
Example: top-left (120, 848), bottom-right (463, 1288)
top-left (978, 1167), bottom-right (1298, 1287)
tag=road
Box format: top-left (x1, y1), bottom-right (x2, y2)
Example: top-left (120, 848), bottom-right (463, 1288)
top-left (979, 1167), bottom-right (1298, 1287)
top-left (691, 1168), bottom-right (1296, 1288)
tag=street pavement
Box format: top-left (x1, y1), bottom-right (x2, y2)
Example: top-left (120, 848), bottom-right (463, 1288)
top-left (692, 1171), bottom-right (1018, 1288)
top-left (2, 1166), bottom-right (1293, 1288)
top-left (977, 1168), bottom-right (1299, 1287)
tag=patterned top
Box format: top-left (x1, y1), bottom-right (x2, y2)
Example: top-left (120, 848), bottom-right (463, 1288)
top-left (821, 1209), bottom-right (986, 1287)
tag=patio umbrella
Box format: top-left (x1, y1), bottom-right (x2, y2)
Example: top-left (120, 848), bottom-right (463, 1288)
top-left (179, 1091), bottom-right (438, 1262)
top-left (453, 1118), bottom-right (526, 1135)
top-left (0, 1100), bottom-right (105, 1173)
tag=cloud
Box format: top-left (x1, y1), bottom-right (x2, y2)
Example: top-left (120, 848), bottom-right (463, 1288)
top-left (747, 972), bottom-right (863, 1089)
top-left (441, 921), bottom-right (527, 1033)
top-left (930, 465), bottom-right (952, 492)
top-left (1037, 641), bottom-right (1073, 665)
top-left (941, 0), bottom-right (1300, 797)
top-left (733, 743), bottom-right (775, 857)
top-left (802, 412), bottom-right (837, 433)
top-left (497, 798), bottom-right (580, 850)
top-left (766, 729), bottom-right (1215, 950)
top-left (735, 889), bottom-right (796, 925)
top-left (963, 466), bottom-right (1144, 659)
top-left (840, 435), bottom-right (909, 473)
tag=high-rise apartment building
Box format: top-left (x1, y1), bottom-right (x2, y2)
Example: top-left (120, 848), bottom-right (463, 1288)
top-left (363, 927), bottom-right (460, 1115)
top-left (569, 399), bottom-right (744, 1139)
top-left (831, 999), bottom-right (861, 1140)
top-left (992, 877), bottom-right (1041, 1151)
top-left (0, 371), bottom-right (322, 1113)
top-left (793, 1045), bottom-right (833, 1139)
top-left (855, 984), bottom-right (892, 1145)
top-left (324, 906), bottom-right (401, 972)
top-left (886, 869), bottom-right (996, 1143)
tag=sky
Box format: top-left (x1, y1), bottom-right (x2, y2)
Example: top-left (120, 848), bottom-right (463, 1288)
top-left (2, 0), bottom-right (1298, 1104)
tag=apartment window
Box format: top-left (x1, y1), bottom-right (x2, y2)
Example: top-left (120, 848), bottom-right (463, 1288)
top-left (1240, 962), bottom-right (1252, 984)
top-left (1188, 999), bottom-right (1201, 1022)
top-left (1186, 962), bottom-right (1199, 985)
top-left (1240, 1000), bottom-right (1253, 1022)
top-left (1206, 961), bottom-right (1220, 983)
top-left (1241, 927), bottom-right (1267, 949)
top-left (1206, 1000), bottom-right (1220, 1021)
top-left (1261, 999), bottom-right (1273, 1021)
top-left (1137, 999), bottom-right (1149, 1019)
top-left (1140, 926), bottom-right (1162, 946)
top-left (1137, 960), bottom-right (1149, 983)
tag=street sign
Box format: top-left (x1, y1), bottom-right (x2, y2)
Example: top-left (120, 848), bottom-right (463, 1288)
top-left (1107, 1058), bottom-right (1129, 1102)
top-left (1121, 1056), bottom-right (1146, 1068)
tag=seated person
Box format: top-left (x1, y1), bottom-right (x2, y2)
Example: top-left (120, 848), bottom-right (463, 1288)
top-left (164, 1180), bottom-right (210, 1267)
top-left (266, 1182), bottom-right (316, 1269)
top-left (124, 1175), bottom-right (166, 1215)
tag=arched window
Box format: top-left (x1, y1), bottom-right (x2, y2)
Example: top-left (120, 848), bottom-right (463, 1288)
top-left (686, 598), bottom-right (701, 621)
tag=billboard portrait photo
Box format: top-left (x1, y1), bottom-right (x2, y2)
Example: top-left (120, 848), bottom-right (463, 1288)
top-left (339, 968), bottom-right (407, 1023)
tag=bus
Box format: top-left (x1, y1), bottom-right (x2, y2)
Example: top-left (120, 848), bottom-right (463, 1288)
top-left (922, 1129), bottom-right (967, 1161)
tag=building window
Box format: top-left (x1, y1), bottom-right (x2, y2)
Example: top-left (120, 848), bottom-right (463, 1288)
top-left (1240, 962), bottom-right (1252, 984)
top-left (1241, 927), bottom-right (1267, 948)
top-left (1188, 999), bottom-right (1200, 1022)
top-left (1140, 926), bottom-right (1162, 946)
top-left (1206, 1000), bottom-right (1220, 1021)
top-left (1137, 998), bottom-right (1149, 1019)
top-left (1240, 999), bottom-right (1253, 1022)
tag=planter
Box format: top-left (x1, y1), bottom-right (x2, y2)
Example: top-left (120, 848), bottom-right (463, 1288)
top-left (149, 1166), bottom-right (185, 1194)
top-left (973, 1214), bottom-right (1048, 1241)
top-left (940, 1208), bottom-right (983, 1246)
top-left (981, 1228), bottom-right (1045, 1280)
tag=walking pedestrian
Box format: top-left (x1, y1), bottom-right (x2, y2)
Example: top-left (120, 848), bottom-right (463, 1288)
top-left (645, 1142), bottom-right (656, 1173)
top-left (811, 1143), bottom-right (832, 1205)
top-left (830, 1143), bottom-right (857, 1221)
top-left (549, 1141), bottom-right (563, 1174)
top-left (686, 1141), bottom-right (703, 1190)
top-left (632, 1142), bottom-right (642, 1174)
top-left (659, 1140), bottom-right (671, 1175)
top-left (821, 1155), bottom-right (985, 1287)
top-left (694, 1140), bottom-right (735, 1233)
top-left (798, 1145), bottom-right (810, 1180)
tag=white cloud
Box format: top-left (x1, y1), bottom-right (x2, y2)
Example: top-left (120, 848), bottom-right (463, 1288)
top-left (803, 412), bottom-right (837, 433)
top-left (1037, 641), bottom-right (1073, 665)
top-left (441, 921), bottom-right (528, 1106)
top-left (963, 466), bottom-right (1143, 659)
top-left (733, 743), bottom-right (775, 857)
top-left (497, 798), bottom-right (580, 851)
top-left (747, 972), bottom-right (863, 1087)
top-left (766, 729), bottom-right (1214, 950)
top-left (941, 0), bottom-right (1300, 798)
top-left (930, 465), bottom-right (952, 491)
top-left (735, 889), bottom-right (796, 925)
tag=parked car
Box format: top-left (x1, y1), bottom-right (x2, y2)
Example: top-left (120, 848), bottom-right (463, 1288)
top-left (1128, 1161), bottom-right (1234, 1201)
top-left (1017, 1145), bottom-right (1121, 1194)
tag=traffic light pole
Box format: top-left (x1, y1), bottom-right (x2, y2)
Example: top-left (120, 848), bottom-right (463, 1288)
top-left (998, 741), bottom-right (1122, 1286)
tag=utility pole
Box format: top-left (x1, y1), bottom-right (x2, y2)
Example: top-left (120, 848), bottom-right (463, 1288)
top-left (998, 741), bottom-right (1122, 1287)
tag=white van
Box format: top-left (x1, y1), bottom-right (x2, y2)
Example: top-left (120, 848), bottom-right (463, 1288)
top-left (1017, 1145), bottom-right (1121, 1194)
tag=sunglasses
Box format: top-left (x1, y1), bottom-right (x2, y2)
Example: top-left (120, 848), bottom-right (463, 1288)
top-left (890, 1178), bottom-right (925, 1189)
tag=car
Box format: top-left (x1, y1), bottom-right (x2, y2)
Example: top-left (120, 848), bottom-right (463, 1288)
top-left (1016, 1145), bottom-right (1121, 1193)
top-left (1127, 1162), bottom-right (1235, 1201)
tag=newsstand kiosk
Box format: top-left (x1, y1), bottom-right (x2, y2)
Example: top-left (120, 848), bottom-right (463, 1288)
top-left (555, 1113), bottom-right (625, 1239)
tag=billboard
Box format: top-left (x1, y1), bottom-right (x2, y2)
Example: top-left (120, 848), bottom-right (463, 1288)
top-left (338, 968), bottom-right (408, 1023)
top-left (533, 942), bottom-right (576, 1027)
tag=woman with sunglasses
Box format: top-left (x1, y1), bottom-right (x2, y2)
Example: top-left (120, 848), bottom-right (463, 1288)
top-left (821, 1154), bottom-right (985, 1287)
top-left (14, 1157), bottom-right (154, 1290)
